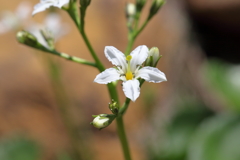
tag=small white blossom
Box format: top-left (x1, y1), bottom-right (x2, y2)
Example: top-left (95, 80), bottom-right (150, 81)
top-left (32, 0), bottom-right (70, 15)
top-left (94, 45), bottom-right (167, 101)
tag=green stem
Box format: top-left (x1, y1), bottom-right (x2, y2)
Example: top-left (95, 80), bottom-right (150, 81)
top-left (134, 11), bottom-right (141, 31)
top-left (119, 98), bottom-right (131, 115)
top-left (116, 117), bottom-right (132, 160)
top-left (67, 4), bottom-right (132, 160)
top-left (125, 19), bottom-right (150, 56)
top-left (48, 50), bottom-right (97, 67)
top-left (80, 31), bottom-right (105, 71)
top-left (134, 19), bottom-right (149, 38)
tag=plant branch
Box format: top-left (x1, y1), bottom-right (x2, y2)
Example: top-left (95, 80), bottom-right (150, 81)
top-left (46, 50), bottom-right (97, 67)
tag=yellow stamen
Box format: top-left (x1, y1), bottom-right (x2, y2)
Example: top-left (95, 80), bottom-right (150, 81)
top-left (126, 71), bottom-right (133, 80)
top-left (125, 55), bottom-right (133, 80)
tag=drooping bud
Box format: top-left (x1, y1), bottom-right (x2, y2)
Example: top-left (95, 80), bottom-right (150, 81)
top-left (136, 0), bottom-right (146, 12)
top-left (145, 47), bottom-right (162, 67)
top-left (126, 3), bottom-right (136, 19)
top-left (148, 0), bottom-right (165, 20)
top-left (109, 99), bottom-right (119, 115)
top-left (90, 114), bottom-right (116, 130)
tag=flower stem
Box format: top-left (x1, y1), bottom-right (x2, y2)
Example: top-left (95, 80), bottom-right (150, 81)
top-left (80, 31), bottom-right (105, 71)
top-left (48, 50), bottom-right (97, 67)
top-left (119, 98), bottom-right (131, 115)
top-left (125, 19), bottom-right (150, 56)
top-left (67, 3), bottom-right (132, 160)
top-left (116, 116), bottom-right (132, 160)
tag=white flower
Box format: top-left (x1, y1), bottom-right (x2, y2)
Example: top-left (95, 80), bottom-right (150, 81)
top-left (32, 0), bottom-right (70, 15)
top-left (94, 45), bottom-right (167, 102)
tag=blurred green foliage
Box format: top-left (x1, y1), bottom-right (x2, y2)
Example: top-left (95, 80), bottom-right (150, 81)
top-left (146, 59), bottom-right (240, 160)
top-left (0, 136), bottom-right (39, 160)
top-left (188, 113), bottom-right (240, 160)
top-left (205, 60), bottom-right (240, 111)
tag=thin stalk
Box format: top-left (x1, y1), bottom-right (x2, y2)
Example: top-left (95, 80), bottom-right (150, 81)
top-left (116, 117), bottom-right (132, 160)
top-left (134, 19), bottom-right (149, 38)
top-left (119, 98), bottom-right (131, 115)
top-left (67, 3), bottom-right (132, 160)
top-left (134, 11), bottom-right (141, 31)
top-left (80, 31), bottom-right (105, 71)
top-left (48, 50), bottom-right (97, 67)
top-left (125, 19), bottom-right (150, 56)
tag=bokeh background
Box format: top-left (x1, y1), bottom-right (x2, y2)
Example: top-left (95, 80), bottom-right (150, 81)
top-left (1, 0), bottom-right (240, 160)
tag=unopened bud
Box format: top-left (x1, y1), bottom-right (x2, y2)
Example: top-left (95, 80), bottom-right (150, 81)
top-left (145, 47), bottom-right (162, 67)
top-left (148, 0), bottom-right (165, 19)
top-left (80, 0), bottom-right (91, 7)
top-left (109, 99), bottom-right (119, 115)
top-left (136, 0), bottom-right (146, 12)
top-left (91, 114), bottom-right (116, 130)
top-left (16, 30), bottom-right (38, 47)
top-left (126, 3), bottom-right (136, 18)
top-left (16, 30), bottom-right (50, 52)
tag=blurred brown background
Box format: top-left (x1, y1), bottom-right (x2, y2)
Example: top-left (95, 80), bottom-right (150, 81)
top-left (0, 0), bottom-right (240, 160)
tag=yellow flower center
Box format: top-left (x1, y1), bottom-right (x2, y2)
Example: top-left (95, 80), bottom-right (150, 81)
top-left (125, 55), bottom-right (133, 80)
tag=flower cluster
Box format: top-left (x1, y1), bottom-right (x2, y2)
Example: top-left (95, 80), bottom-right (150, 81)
top-left (94, 45), bottom-right (167, 102)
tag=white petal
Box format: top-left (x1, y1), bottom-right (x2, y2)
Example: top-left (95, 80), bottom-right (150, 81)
top-left (94, 68), bottom-right (120, 84)
top-left (130, 45), bottom-right (149, 71)
top-left (122, 79), bottom-right (140, 102)
top-left (136, 66), bottom-right (167, 83)
top-left (32, 2), bottom-right (53, 15)
top-left (104, 46), bottom-right (127, 72)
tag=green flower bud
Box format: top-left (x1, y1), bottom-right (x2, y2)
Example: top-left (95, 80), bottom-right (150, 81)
top-left (136, 0), bottom-right (146, 12)
top-left (109, 99), bottom-right (119, 115)
top-left (16, 30), bottom-right (38, 47)
top-left (145, 47), bottom-right (162, 67)
top-left (91, 114), bottom-right (116, 130)
top-left (148, 0), bottom-right (165, 19)
top-left (16, 30), bottom-right (48, 51)
top-left (80, 0), bottom-right (91, 8)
